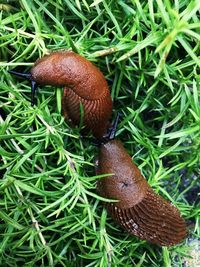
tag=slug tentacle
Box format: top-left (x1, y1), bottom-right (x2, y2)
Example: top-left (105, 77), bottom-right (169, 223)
top-left (8, 70), bottom-right (38, 106)
top-left (96, 139), bottom-right (187, 246)
top-left (8, 70), bottom-right (32, 80)
top-left (30, 80), bottom-right (38, 106)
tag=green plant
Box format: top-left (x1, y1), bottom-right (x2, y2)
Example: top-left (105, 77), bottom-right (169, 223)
top-left (0, 0), bottom-right (199, 266)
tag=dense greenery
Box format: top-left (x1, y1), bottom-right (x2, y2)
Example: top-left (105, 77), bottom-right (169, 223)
top-left (0, 0), bottom-right (199, 266)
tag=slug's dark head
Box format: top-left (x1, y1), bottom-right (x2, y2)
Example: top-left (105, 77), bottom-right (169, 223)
top-left (8, 70), bottom-right (38, 106)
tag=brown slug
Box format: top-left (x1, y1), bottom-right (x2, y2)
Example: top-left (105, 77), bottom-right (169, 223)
top-left (96, 138), bottom-right (187, 246)
top-left (9, 50), bottom-right (113, 138)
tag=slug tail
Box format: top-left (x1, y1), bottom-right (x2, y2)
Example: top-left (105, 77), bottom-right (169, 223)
top-left (108, 188), bottom-right (186, 246)
top-left (62, 87), bottom-right (112, 138)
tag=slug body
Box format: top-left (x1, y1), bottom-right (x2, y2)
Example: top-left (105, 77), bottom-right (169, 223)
top-left (96, 140), bottom-right (186, 246)
top-left (31, 51), bottom-right (112, 138)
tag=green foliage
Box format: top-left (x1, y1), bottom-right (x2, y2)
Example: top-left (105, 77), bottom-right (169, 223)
top-left (0, 0), bottom-right (199, 266)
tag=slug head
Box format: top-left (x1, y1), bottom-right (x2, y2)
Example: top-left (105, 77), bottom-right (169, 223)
top-left (30, 50), bottom-right (109, 100)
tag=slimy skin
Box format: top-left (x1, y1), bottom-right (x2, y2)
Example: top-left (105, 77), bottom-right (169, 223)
top-left (96, 139), bottom-right (187, 246)
top-left (31, 51), bottom-right (113, 138)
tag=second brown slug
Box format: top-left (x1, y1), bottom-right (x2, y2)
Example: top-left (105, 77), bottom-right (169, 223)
top-left (9, 50), bottom-right (113, 138)
top-left (96, 137), bottom-right (187, 246)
